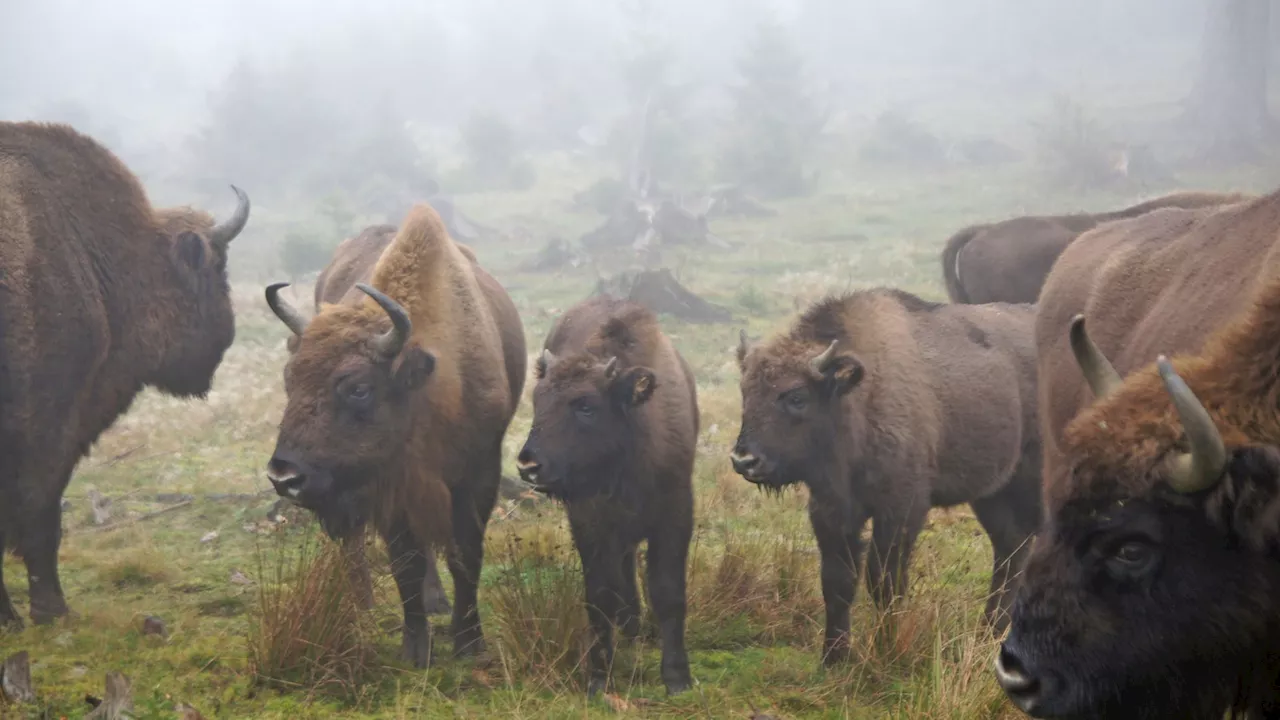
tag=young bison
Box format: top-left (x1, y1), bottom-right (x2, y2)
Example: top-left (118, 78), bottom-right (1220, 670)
top-left (732, 289), bottom-right (1043, 664)
top-left (515, 296), bottom-right (697, 697)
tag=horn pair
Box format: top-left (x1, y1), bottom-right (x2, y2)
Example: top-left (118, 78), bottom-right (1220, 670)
top-left (1069, 314), bottom-right (1224, 493)
top-left (265, 282), bottom-right (410, 358)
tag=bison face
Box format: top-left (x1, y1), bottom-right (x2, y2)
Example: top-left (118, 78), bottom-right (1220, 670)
top-left (996, 449), bottom-right (1280, 719)
top-left (731, 335), bottom-right (865, 491)
top-left (264, 283), bottom-right (434, 539)
top-left (150, 186), bottom-right (250, 398)
top-left (516, 350), bottom-right (656, 501)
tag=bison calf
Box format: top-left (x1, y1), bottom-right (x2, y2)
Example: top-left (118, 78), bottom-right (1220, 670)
top-left (516, 296), bottom-right (697, 696)
top-left (732, 289), bottom-right (1043, 664)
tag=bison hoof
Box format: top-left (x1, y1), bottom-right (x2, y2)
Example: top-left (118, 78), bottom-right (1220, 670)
top-left (0, 609), bottom-right (22, 633)
top-left (401, 628), bottom-right (433, 669)
top-left (664, 676), bottom-right (692, 696)
top-left (821, 644), bottom-right (850, 667)
top-left (587, 676), bottom-right (608, 698)
top-left (29, 603), bottom-right (72, 627)
top-left (452, 629), bottom-right (486, 658)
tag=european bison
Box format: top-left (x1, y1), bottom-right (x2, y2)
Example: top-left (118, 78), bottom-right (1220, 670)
top-left (0, 122), bottom-right (250, 628)
top-left (996, 188), bottom-right (1280, 718)
top-left (285, 223), bottom-right (453, 618)
top-left (515, 296), bottom-right (697, 696)
top-left (0, 120), bottom-right (248, 625)
top-left (940, 190), bottom-right (1253, 305)
top-left (263, 203), bottom-right (525, 666)
top-left (732, 289), bottom-right (1043, 664)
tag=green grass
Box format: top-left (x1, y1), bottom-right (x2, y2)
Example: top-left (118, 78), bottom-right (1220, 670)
top-left (1, 149), bottom-right (1275, 719)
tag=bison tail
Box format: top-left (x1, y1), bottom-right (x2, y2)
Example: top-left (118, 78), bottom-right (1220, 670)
top-left (941, 226), bottom-right (979, 304)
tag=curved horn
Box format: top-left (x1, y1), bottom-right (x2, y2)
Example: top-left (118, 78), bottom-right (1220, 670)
top-left (809, 339), bottom-right (839, 375)
top-left (265, 282), bottom-right (308, 336)
top-left (1069, 314), bottom-right (1122, 399)
top-left (738, 329), bottom-right (751, 356)
top-left (603, 356), bottom-right (619, 378)
top-left (540, 348), bottom-right (556, 369)
top-left (356, 283), bottom-right (411, 358)
top-left (1157, 355), bottom-right (1227, 494)
top-left (210, 185), bottom-right (250, 249)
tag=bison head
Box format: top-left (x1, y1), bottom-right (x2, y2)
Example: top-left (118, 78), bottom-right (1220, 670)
top-left (996, 316), bottom-right (1280, 719)
top-left (731, 330), bottom-right (865, 492)
top-left (149, 185), bottom-right (250, 397)
top-left (263, 282), bottom-right (435, 539)
top-left (516, 349), bottom-right (656, 501)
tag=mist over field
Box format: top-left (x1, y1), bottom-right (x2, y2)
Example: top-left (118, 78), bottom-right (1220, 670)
top-left (2, 0), bottom-right (1279, 717)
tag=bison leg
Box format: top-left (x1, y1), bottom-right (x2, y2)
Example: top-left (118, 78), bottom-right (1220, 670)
top-left (811, 512), bottom-right (865, 666)
top-left (864, 503), bottom-right (927, 610)
top-left (422, 552), bottom-right (452, 617)
top-left (383, 523), bottom-right (433, 669)
top-left (617, 544), bottom-right (643, 641)
top-left (23, 499), bottom-right (69, 625)
top-left (969, 474), bottom-right (1041, 636)
top-left (645, 520), bottom-right (692, 695)
top-left (0, 530), bottom-right (21, 631)
top-left (341, 528), bottom-right (374, 612)
top-left (448, 461), bottom-right (499, 658)
top-left (578, 538), bottom-right (625, 698)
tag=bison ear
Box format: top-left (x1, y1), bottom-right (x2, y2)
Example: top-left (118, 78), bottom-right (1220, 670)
top-left (174, 231), bottom-right (206, 270)
top-left (612, 366), bottom-right (657, 408)
top-left (822, 355), bottom-right (864, 396)
top-left (393, 344), bottom-right (437, 391)
top-left (1205, 445), bottom-right (1280, 551)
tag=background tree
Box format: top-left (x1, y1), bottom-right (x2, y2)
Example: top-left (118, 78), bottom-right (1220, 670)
top-left (1184, 0), bottom-right (1275, 161)
top-left (719, 21), bottom-right (827, 199)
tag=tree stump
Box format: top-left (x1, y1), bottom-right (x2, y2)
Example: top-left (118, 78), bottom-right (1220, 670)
top-left (1, 651), bottom-right (34, 704)
top-left (594, 269), bottom-right (732, 324)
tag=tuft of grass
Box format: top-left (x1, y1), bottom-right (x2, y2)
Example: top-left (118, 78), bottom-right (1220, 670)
top-left (246, 524), bottom-right (384, 703)
top-left (98, 546), bottom-right (175, 589)
top-left (485, 524), bottom-right (590, 691)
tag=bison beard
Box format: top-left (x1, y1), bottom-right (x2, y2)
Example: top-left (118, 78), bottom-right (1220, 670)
top-left (517, 297), bottom-right (696, 697)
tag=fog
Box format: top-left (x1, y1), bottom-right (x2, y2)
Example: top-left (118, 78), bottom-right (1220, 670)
top-left (1, 0), bottom-right (1274, 280)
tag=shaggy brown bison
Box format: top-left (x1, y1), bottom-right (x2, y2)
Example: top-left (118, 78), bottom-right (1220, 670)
top-left (732, 289), bottom-right (1043, 664)
top-left (996, 188), bottom-right (1280, 718)
top-left (263, 203), bottom-right (525, 666)
top-left (279, 223), bottom-right (452, 618)
top-left (0, 121), bottom-right (250, 628)
top-left (940, 190), bottom-right (1252, 305)
top-left (515, 296), bottom-right (697, 696)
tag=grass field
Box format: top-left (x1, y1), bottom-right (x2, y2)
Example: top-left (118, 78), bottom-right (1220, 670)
top-left (2, 157), bottom-right (1277, 719)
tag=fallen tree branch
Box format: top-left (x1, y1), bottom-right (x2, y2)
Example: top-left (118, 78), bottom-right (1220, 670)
top-left (77, 500), bottom-right (194, 535)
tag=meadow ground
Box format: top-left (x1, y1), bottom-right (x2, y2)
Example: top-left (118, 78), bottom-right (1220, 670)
top-left (2, 160), bottom-right (1277, 719)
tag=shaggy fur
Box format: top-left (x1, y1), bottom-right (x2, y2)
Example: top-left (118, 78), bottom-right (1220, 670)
top-left (998, 187), bottom-right (1280, 719)
top-left (265, 203), bottom-right (525, 667)
top-left (517, 296), bottom-right (698, 696)
top-left (733, 288), bottom-right (1043, 665)
top-left (941, 191), bottom-right (1252, 305)
top-left (0, 121), bottom-right (249, 628)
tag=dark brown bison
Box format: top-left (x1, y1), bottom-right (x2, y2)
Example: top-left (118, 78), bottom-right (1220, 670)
top-left (940, 191), bottom-right (1253, 305)
top-left (515, 296), bottom-right (697, 696)
top-left (996, 188), bottom-right (1280, 718)
top-left (0, 121), bottom-right (250, 628)
top-left (732, 289), bottom-right (1043, 664)
top-left (263, 203), bottom-right (525, 666)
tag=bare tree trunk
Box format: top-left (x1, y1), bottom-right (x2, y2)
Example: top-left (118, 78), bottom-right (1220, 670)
top-left (1185, 0), bottom-right (1274, 160)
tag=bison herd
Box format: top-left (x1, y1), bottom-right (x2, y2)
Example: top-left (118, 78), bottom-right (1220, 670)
top-left (4, 119), bottom-right (1280, 719)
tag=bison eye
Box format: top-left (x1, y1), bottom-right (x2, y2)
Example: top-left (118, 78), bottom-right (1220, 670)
top-left (1105, 539), bottom-right (1158, 579)
top-left (783, 390), bottom-right (809, 414)
top-left (571, 398), bottom-right (596, 421)
top-left (348, 383), bottom-right (373, 402)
